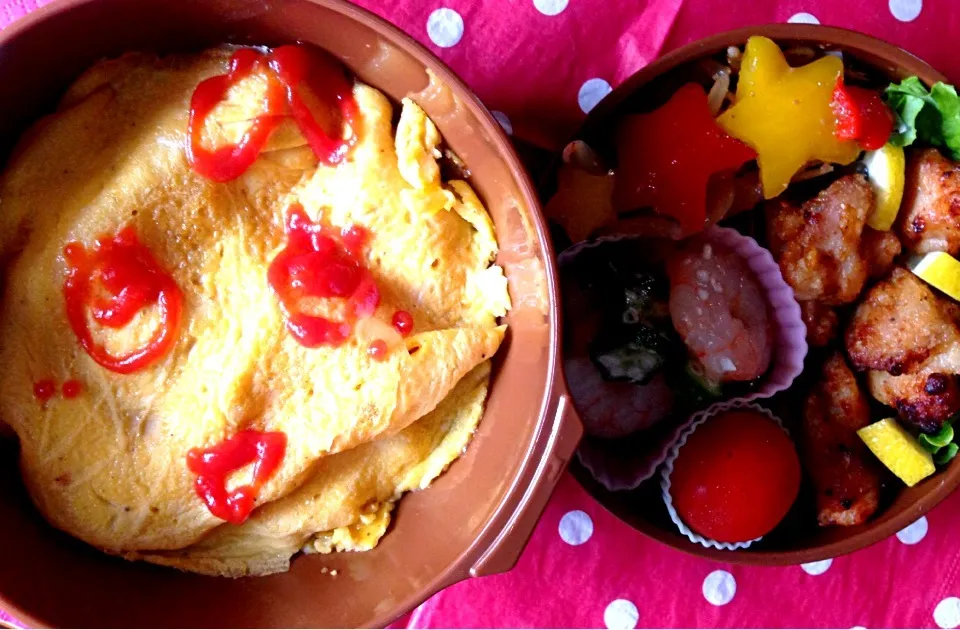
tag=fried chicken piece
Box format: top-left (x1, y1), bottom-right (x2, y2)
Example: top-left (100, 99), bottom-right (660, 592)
top-left (802, 353), bottom-right (882, 527)
top-left (767, 174), bottom-right (876, 305)
top-left (846, 267), bottom-right (960, 375)
top-left (868, 367), bottom-right (960, 433)
top-left (847, 267), bottom-right (960, 431)
top-left (795, 228), bottom-right (898, 348)
top-left (862, 228), bottom-right (902, 279)
top-left (768, 175), bottom-right (897, 346)
top-left (800, 300), bottom-right (840, 347)
top-left (897, 148), bottom-right (960, 255)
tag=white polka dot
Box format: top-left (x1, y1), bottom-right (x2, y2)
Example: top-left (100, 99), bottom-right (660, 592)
top-left (801, 559), bottom-right (833, 575)
top-left (604, 599), bottom-right (639, 630)
top-left (702, 570), bottom-right (736, 606)
top-left (426, 8), bottom-right (464, 48)
top-left (533, 0), bottom-right (569, 15)
top-left (558, 510), bottom-right (593, 545)
top-left (491, 110), bottom-right (513, 135)
top-left (787, 12), bottom-right (820, 24)
top-left (577, 78), bottom-right (612, 114)
top-left (935, 598), bottom-right (960, 629)
top-left (896, 516), bottom-right (928, 545)
top-left (851, 626), bottom-right (867, 630)
top-left (889, 0), bottom-right (922, 21)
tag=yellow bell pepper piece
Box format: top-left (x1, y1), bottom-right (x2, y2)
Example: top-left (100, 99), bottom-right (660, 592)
top-left (717, 36), bottom-right (861, 199)
top-left (908, 251), bottom-right (960, 303)
top-left (858, 418), bottom-right (935, 487)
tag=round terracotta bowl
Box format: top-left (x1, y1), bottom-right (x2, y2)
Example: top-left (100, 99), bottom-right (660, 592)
top-left (556, 24), bottom-right (957, 566)
top-left (0, 0), bottom-right (582, 626)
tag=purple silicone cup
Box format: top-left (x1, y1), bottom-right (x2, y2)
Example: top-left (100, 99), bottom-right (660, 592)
top-left (701, 225), bottom-right (808, 402)
top-left (660, 400), bottom-right (790, 550)
top-left (562, 227), bottom-right (807, 492)
top-left (576, 416), bottom-right (688, 491)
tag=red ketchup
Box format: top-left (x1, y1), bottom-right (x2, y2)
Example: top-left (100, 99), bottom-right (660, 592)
top-left (32, 380), bottom-right (56, 404)
top-left (186, 430), bottom-right (287, 524)
top-left (187, 44), bottom-right (358, 182)
top-left (62, 380), bottom-right (83, 398)
top-left (63, 227), bottom-right (183, 374)
top-left (367, 339), bottom-right (388, 361)
top-left (268, 204), bottom-right (380, 348)
top-left (391, 310), bottom-right (413, 337)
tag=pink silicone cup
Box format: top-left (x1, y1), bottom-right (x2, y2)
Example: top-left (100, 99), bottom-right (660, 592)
top-left (563, 227), bottom-right (807, 491)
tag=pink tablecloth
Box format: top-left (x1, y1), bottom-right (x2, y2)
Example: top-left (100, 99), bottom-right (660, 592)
top-left (3, 0), bottom-right (960, 628)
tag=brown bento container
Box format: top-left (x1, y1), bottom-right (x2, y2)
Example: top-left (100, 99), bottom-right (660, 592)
top-left (559, 25), bottom-right (960, 566)
top-left (0, 0), bottom-right (582, 626)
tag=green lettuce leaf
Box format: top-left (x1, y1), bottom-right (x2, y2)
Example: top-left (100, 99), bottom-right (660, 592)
top-left (884, 77), bottom-right (960, 160)
top-left (931, 82), bottom-right (960, 156)
top-left (884, 76), bottom-right (929, 147)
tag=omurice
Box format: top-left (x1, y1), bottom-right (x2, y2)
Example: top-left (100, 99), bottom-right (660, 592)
top-left (0, 44), bottom-right (509, 576)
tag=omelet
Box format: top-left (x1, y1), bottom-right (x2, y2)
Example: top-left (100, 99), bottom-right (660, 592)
top-left (134, 361), bottom-right (491, 576)
top-left (0, 47), bottom-right (509, 569)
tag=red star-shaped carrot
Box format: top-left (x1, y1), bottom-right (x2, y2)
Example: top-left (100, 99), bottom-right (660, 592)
top-left (613, 83), bottom-right (757, 235)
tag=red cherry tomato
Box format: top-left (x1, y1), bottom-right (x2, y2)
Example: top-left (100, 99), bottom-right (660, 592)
top-left (669, 410), bottom-right (801, 543)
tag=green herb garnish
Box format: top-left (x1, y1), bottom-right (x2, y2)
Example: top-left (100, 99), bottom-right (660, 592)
top-left (935, 443), bottom-right (959, 466)
top-left (919, 422), bottom-right (955, 451)
top-left (917, 420), bottom-right (958, 466)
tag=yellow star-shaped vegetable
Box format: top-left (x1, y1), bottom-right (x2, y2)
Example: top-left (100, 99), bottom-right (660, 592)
top-left (717, 36), bottom-right (861, 199)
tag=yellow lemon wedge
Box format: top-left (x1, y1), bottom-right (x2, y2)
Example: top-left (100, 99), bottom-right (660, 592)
top-left (862, 143), bottom-right (905, 231)
top-left (908, 251), bottom-right (960, 302)
top-left (858, 418), bottom-right (935, 487)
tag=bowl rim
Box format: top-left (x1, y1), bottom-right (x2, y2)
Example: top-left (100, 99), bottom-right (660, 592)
top-left (0, 0), bottom-right (571, 626)
top-left (564, 23), bottom-right (959, 567)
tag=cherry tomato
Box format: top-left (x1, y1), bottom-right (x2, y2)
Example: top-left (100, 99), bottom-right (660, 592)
top-left (669, 410), bottom-right (801, 543)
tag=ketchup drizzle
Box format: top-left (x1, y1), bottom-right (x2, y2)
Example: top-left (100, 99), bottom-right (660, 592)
top-left (32, 380), bottom-right (56, 404)
top-left (186, 429), bottom-right (287, 525)
top-left (269, 45), bottom-right (359, 165)
top-left (186, 49), bottom-right (286, 182)
top-left (187, 45), bottom-right (358, 182)
top-left (391, 310), bottom-right (413, 337)
top-left (267, 204), bottom-right (380, 348)
top-left (367, 339), bottom-right (388, 361)
top-left (63, 227), bottom-right (183, 374)
top-left (62, 380), bottom-right (83, 399)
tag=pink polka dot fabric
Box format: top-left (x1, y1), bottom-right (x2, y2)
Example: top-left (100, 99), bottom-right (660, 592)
top-left (407, 476), bottom-right (960, 628)
top-left (2, 0), bottom-right (960, 628)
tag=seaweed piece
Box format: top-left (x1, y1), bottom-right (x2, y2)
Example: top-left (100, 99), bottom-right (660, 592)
top-left (621, 271), bottom-right (671, 324)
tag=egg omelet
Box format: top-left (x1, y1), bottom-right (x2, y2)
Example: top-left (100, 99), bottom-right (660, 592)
top-left (0, 47), bottom-right (509, 574)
